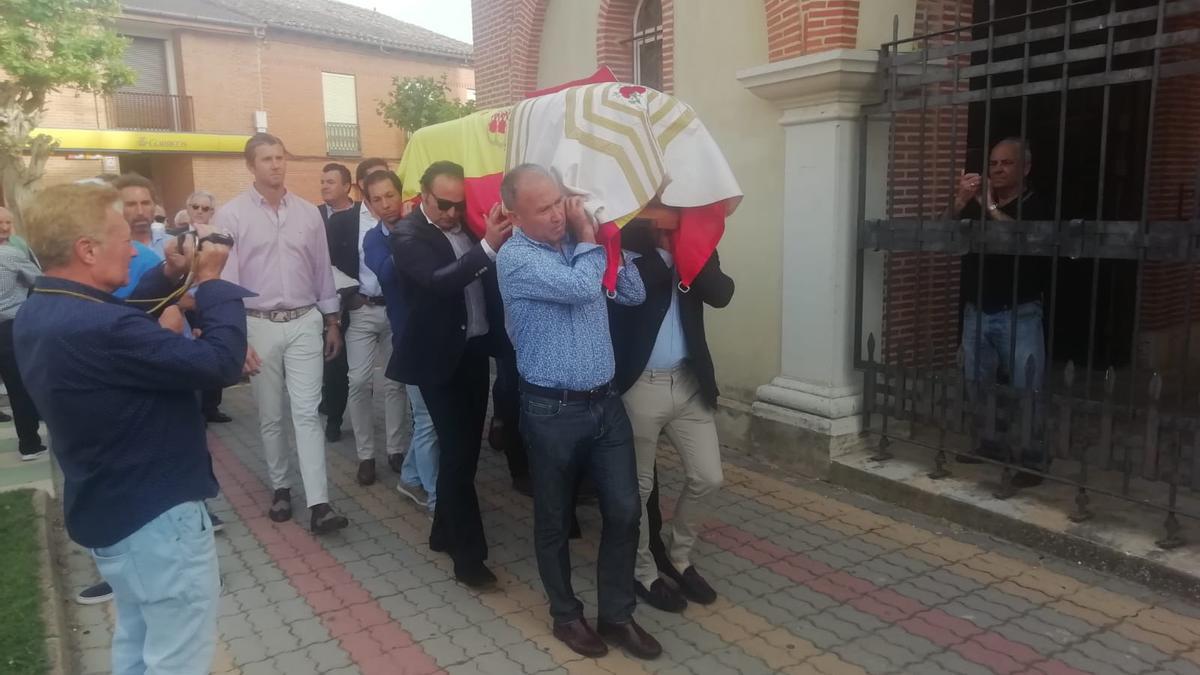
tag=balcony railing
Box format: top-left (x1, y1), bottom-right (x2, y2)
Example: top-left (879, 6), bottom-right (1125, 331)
top-left (105, 92), bottom-right (195, 132)
top-left (326, 122), bottom-right (361, 156)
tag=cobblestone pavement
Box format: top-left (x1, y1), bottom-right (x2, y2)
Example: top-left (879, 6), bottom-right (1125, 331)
top-left (58, 383), bottom-right (1200, 675)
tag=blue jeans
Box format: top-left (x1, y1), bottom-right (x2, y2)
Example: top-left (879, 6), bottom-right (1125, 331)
top-left (962, 302), bottom-right (1046, 463)
top-left (521, 391), bottom-right (640, 626)
top-left (92, 501), bottom-right (219, 675)
top-left (962, 302), bottom-right (1046, 390)
top-left (401, 384), bottom-right (440, 511)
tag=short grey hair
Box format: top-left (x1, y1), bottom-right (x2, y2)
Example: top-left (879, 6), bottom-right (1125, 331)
top-left (500, 164), bottom-right (557, 210)
top-left (187, 190), bottom-right (216, 208)
top-left (994, 137), bottom-right (1032, 167)
top-left (174, 209), bottom-right (190, 225)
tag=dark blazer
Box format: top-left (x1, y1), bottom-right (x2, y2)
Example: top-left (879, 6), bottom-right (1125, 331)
top-left (609, 226), bottom-right (734, 409)
top-left (387, 208), bottom-right (510, 385)
top-left (326, 202), bottom-right (364, 285)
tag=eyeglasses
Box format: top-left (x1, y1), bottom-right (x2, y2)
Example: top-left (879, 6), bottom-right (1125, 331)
top-left (434, 197), bottom-right (466, 212)
top-left (189, 204), bottom-right (213, 212)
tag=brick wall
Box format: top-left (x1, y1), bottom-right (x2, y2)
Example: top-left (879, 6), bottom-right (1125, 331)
top-left (471, 0), bottom-right (546, 106)
top-left (765, 0), bottom-right (860, 62)
top-left (1138, 10), bottom-right (1200, 337)
top-left (880, 0), bottom-right (971, 366)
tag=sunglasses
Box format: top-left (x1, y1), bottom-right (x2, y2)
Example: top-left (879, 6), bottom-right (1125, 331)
top-left (189, 204), bottom-right (213, 212)
top-left (433, 197), bottom-right (466, 212)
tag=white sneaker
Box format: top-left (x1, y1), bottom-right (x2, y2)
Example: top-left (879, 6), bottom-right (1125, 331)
top-left (20, 449), bottom-right (47, 462)
top-left (396, 482), bottom-right (429, 508)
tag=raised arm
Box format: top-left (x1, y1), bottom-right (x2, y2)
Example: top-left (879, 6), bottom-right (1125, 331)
top-left (391, 226), bottom-right (494, 297)
top-left (497, 242), bottom-right (606, 306)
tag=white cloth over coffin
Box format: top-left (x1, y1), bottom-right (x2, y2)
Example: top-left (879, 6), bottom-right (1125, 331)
top-left (506, 83), bottom-right (742, 224)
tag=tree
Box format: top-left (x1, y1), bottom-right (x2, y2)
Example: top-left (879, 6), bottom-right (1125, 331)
top-left (0, 0), bottom-right (132, 227)
top-left (377, 74), bottom-right (475, 137)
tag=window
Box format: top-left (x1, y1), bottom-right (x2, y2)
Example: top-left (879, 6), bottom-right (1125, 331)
top-left (322, 72), bottom-right (361, 156)
top-left (121, 37), bottom-right (169, 94)
top-left (632, 0), bottom-right (663, 91)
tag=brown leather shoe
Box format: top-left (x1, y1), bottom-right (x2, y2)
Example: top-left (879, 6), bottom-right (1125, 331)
top-left (597, 619), bottom-right (662, 660)
top-left (356, 459), bottom-right (376, 486)
top-left (552, 618), bottom-right (607, 658)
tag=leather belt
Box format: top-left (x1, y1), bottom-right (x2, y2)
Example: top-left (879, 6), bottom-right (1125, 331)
top-left (246, 305), bottom-right (315, 323)
top-left (519, 379), bottom-right (614, 403)
top-left (360, 294), bottom-right (386, 307)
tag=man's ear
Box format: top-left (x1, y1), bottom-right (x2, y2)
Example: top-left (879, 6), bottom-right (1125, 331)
top-left (73, 238), bottom-right (95, 265)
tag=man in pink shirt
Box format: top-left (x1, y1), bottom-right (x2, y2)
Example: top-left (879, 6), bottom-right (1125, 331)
top-left (214, 133), bottom-right (349, 534)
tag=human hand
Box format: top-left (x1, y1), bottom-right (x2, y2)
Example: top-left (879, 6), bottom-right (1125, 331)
top-left (243, 345), bottom-right (262, 376)
top-left (162, 234), bottom-right (193, 281)
top-left (176, 292), bottom-right (197, 313)
top-left (483, 202), bottom-right (513, 251)
top-left (565, 196), bottom-right (595, 244)
top-left (324, 323), bottom-right (343, 361)
top-left (194, 237), bottom-right (231, 284)
top-left (956, 172), bottom-right (982, 212)
top-left (158, 306), bottom-right (185, 334)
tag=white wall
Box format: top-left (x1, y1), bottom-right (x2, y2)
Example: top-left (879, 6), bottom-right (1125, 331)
top-left (672, 0), bottom-right (783, 404)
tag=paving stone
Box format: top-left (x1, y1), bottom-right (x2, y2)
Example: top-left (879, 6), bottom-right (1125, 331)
top-left (241, 659), bottom-right (282, 675)
top-left (426, 605), bottom-right (472, 632)
top-left (681, 654), bottom-right (740, 675)
top-left (228, 634), bottom-right (270, 664)
top-left (990, 620), bottom-right (1066, 656)
top-left (1058, 647), bottom-right (1134, 675)
top-left (1075, 637), bottom-right (1156, 673)
top-left (421, 635), bottom-right (470, 666)
top-left (711, 645), bottom-right (773, 675)
top-left (503, 637), bottom-right (563, 673)
top-left (289, 616), bottom-right (329, 648)
top-left (805, 610), bottom-right (871, 643)
top-left (831, 642), bottom-right (893, 674)
top-left (304, 639), bottom-right (352, 671)
top-left (930, 651), bottom-right (998, 675)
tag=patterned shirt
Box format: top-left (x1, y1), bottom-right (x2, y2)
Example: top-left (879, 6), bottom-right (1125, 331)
top-left (497, 228), bottom-right (645, 391)
top-left (0, 244), bottom-right (40, 322)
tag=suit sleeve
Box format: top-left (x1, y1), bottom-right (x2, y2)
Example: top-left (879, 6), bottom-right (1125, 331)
top-left (688, 250), bottom-right (734, 308)
top-left (391, 225), bottom-right (493, 298)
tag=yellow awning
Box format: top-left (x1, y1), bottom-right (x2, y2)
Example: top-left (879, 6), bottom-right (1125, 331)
top-left (33, 128), bottom-right (251, 154)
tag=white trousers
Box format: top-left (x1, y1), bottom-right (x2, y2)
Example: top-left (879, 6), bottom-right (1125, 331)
top-left (623, 366), bottom-right (724, 587)
top-left (247, 310), bottom-right (329, 507)
top-left (345, 304), bottom-right (406, 460)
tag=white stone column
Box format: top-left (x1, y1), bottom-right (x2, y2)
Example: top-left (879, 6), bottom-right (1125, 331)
top-left (737, 50), bottom-right (884, 471)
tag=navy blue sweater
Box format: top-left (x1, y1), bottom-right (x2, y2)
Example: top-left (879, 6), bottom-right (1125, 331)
top-left (14, 269), bottom-right (251, 548)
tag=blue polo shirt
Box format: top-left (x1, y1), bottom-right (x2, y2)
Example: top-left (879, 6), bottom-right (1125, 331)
top-left (14, 268), bottom-right (252, 548)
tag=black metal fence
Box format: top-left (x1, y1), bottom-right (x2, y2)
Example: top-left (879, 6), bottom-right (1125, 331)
top-left (106, 92), bottom-right (195, 132)
top-left (855, 0), bottom-right (1200, 547)
top-left (325, 122), bottom-right (361, 156)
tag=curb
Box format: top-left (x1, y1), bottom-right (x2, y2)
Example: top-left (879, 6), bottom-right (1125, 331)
top-left (32, 490), bottom-right (70, 675)
top-left (829, 458), bottom-right (1200, 603)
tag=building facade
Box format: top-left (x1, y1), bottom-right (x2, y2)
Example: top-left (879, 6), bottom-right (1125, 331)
top-left (35, 0), bottom-right (474, 215)
top-left (470, 0), bottom-right (1200, 485)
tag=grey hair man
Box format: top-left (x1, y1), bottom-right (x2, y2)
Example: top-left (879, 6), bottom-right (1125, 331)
top-left (187, 190), bottom-right (217, 227)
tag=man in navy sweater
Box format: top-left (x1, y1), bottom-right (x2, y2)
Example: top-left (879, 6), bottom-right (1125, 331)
top-left (15, 182), bottom-right (250, 675)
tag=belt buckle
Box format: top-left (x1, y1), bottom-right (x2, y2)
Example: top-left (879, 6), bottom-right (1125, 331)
top-left (271, 309), bottom-right (289, 322)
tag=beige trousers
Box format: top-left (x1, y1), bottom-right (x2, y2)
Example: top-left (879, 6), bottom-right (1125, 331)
top-left (622, 365), bottom-right (723, 587)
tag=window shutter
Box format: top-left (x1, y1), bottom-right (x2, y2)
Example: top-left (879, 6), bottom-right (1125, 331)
top-left (322, 73), bottom-right (358, 125)
top-left (121, 37), bottom-right (169, 94)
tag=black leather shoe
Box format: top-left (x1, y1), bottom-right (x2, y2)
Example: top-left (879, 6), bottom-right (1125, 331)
top-left (310, 503), bottom-right (348, 534)
top-left (204, 410), bottom-right (233, 424)
top-left (597, 619), bottom-right (662, 660)
top-left (635, 579), bottom-right (687, 613)
top-left (357, 459), bottom-right (376, 486)
top-left (454, 563), bottom-right (497, 588)
top-left (325, 422), bottom-right (342, 443)
top-left (387, 452), bottom-right (404, 474)
top-left (268, 488), bottom-right (292, 523)
top-left (552, 619), bottom-right (607, 658)
top-left (661, 564), bottom-right (717, 605)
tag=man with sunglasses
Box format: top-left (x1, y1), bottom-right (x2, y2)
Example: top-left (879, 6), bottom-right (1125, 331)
top-left (182, 190), bottom-right (233, 424)
top-left (388, 161), bottom-right (513, 587)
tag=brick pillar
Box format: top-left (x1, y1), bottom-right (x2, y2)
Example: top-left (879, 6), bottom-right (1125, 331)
top-left (470, 0), bottom-right (547, 107)
top-left (880, 0), bottom-right (972, 367)
top-left (765, 0), bottom-right (861, 62)
top-left (596, 0), bottom-right (675, 92)
top-left (1136, 10), bottom-right (1200, 371)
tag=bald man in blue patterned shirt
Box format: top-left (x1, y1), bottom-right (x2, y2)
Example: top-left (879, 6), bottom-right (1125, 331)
top-left (497, 164), bottom-right (661, 661)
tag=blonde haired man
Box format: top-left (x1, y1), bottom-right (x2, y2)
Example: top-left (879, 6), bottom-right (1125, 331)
top-left (15, 182), bottom-right (249, 675)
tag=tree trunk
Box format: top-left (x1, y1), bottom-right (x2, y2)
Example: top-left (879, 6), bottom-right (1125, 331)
top-left (0, 84), bottom-right (53, 232)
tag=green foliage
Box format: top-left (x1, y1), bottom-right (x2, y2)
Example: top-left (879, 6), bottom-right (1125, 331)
top-left (0, 0), bottom-right (132, 95)
top-left (377, 74), bottom-right (475, 134)
top-left (0, 490), bottom-right (47, 675)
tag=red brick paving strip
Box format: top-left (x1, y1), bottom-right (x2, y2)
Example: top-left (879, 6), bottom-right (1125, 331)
top-left (209, 433), bottom-right (444, 675)
top-left (701, 523), bottom-right (1093, 675)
